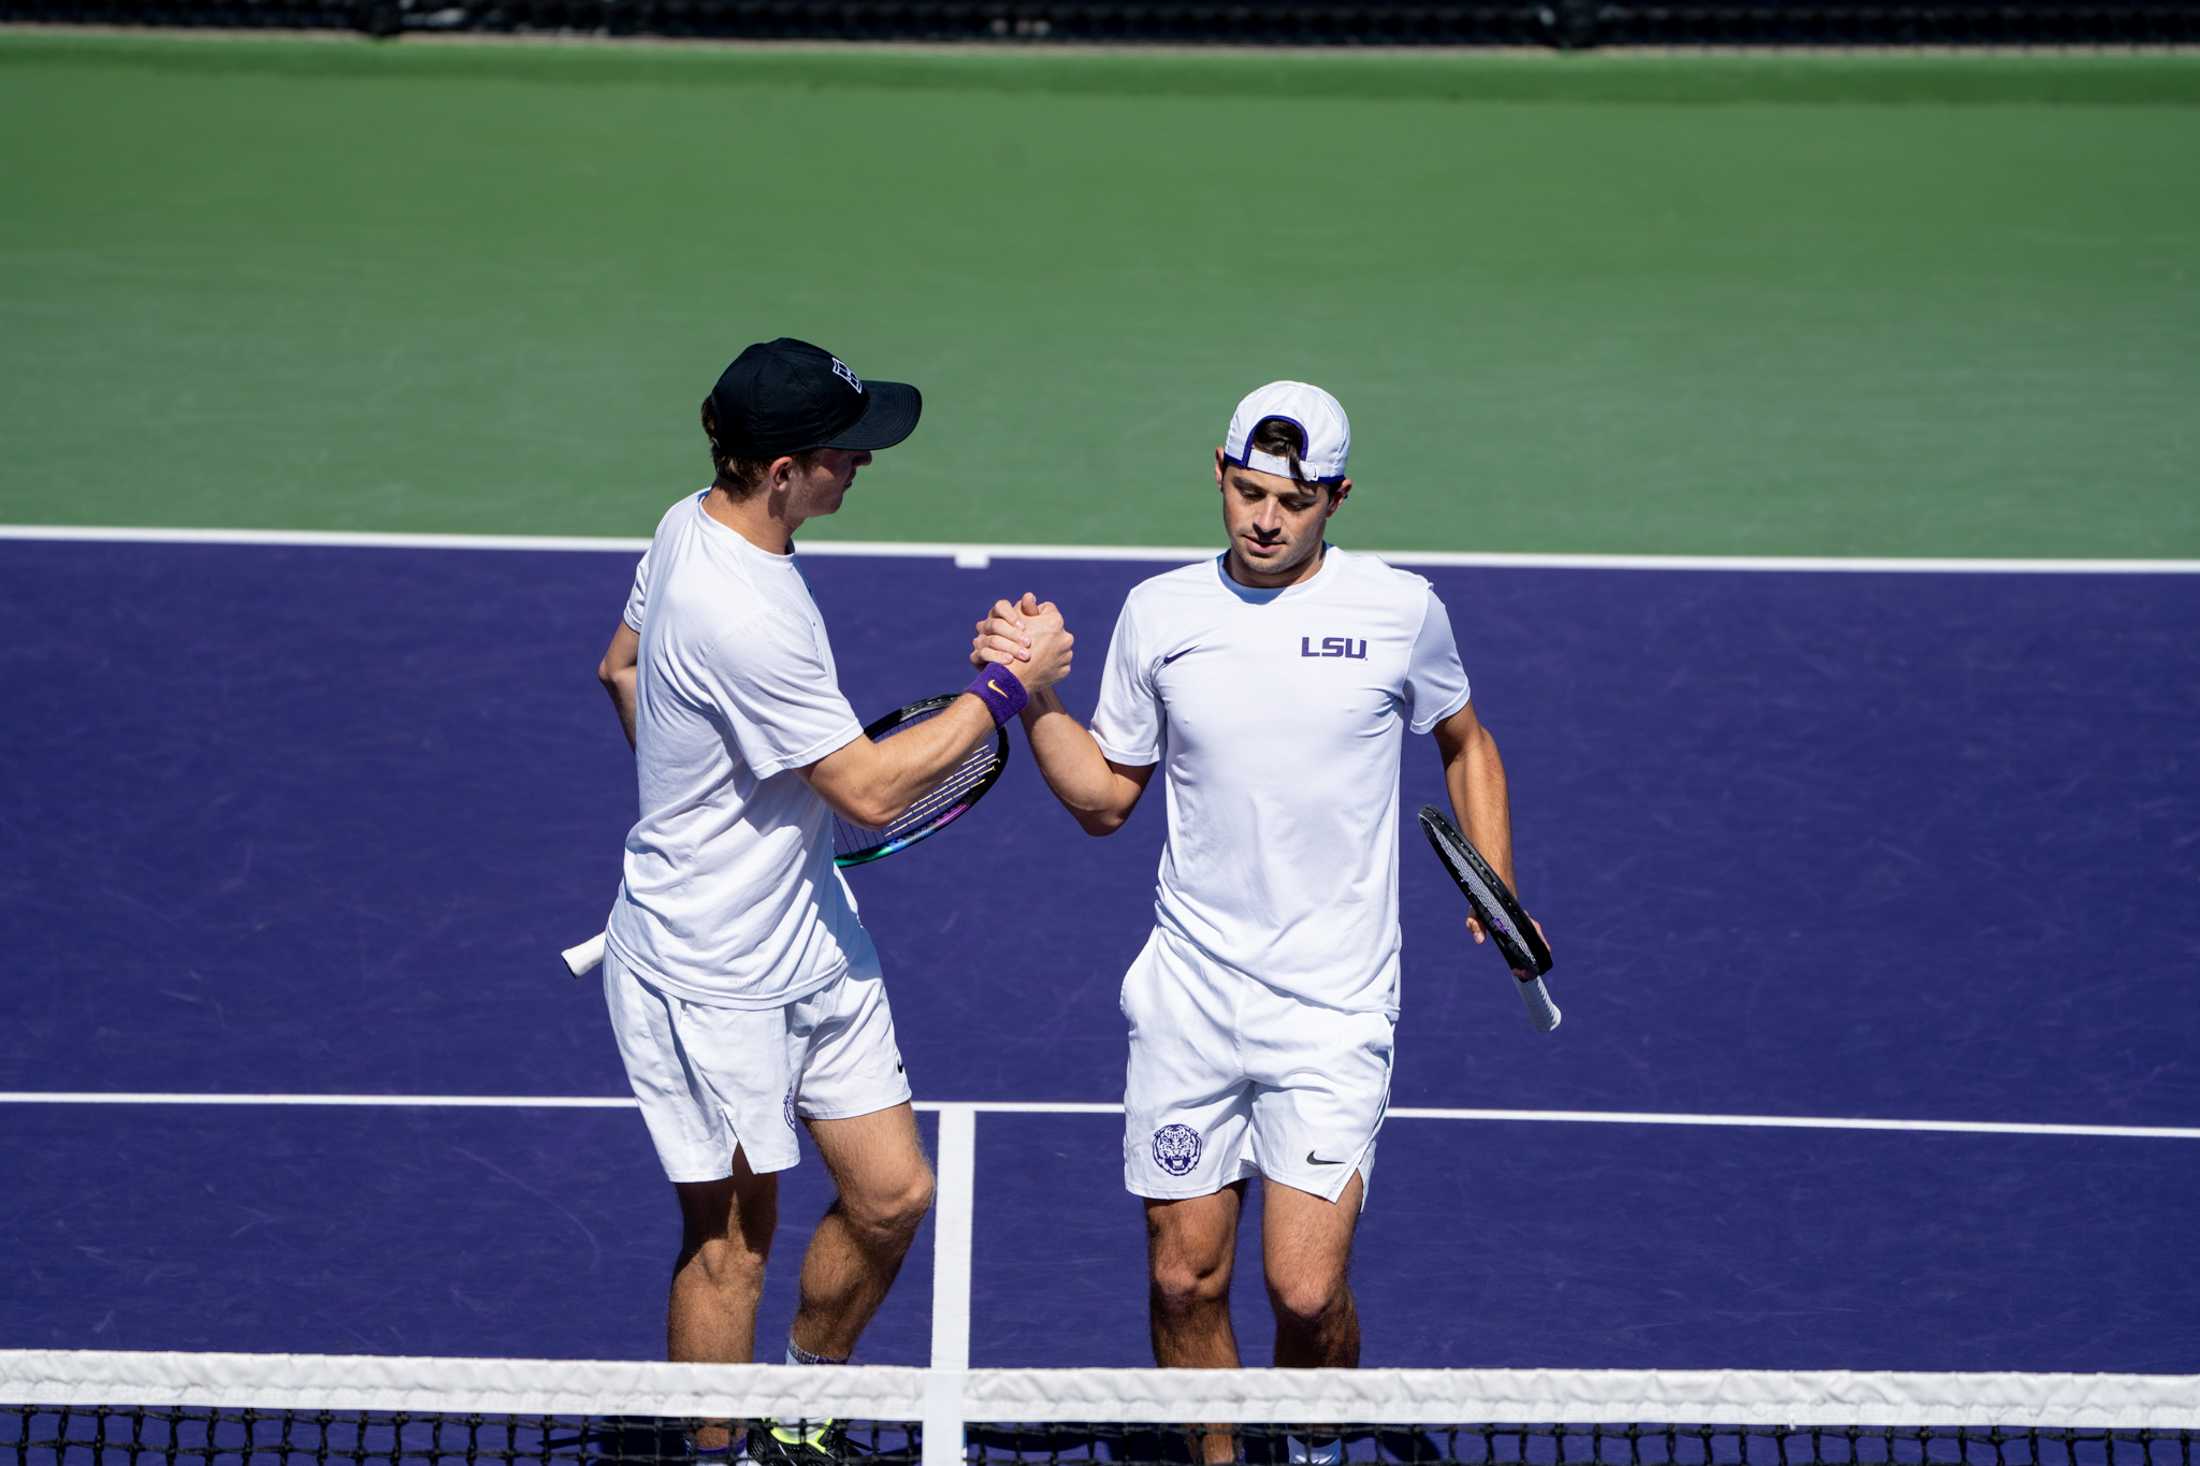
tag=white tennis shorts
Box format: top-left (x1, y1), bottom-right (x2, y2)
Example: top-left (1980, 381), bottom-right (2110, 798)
top-left (1121, 926), bottom-right (1394, 1207)
top-left (603, 946), bottom-right (911, 1183)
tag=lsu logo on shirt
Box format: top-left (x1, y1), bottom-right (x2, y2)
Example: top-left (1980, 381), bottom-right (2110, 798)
top-left (1299, 635), bottom-right (1368, 660)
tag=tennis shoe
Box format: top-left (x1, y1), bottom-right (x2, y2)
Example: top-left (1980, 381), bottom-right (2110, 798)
top-left (747, 1418), bottom-right (851, 1466)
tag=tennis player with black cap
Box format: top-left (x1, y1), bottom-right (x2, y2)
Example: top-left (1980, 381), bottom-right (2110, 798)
top-left (594, 338), bottom-right (1071, 1464)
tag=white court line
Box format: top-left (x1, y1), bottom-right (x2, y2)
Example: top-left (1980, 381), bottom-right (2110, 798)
top-left (928, 1106), bottom-right (976, 1370)
top-left (923, 1105), bottom-right (976, 1466)
top-left (1, 1092), bottom-right (2194, 1139)
top-left (1383, 1106), bottom-right (2200, 1141)
top-left (3, 523), bottom-right (2194, 574)
top-left (0, 1091), bottom-right (642, 1109)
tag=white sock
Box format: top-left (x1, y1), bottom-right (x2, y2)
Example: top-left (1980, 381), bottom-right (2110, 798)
top-left (785, 1337), bottom-right (848, 1367)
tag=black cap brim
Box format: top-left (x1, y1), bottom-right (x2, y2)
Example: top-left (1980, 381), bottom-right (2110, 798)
top-left (817, 380), bottom-right (922, 453)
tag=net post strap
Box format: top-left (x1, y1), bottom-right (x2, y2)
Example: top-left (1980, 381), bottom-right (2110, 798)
top-left (921, 1367), bottom-right (965, 1466)
top-left (5, 1353), bottom-right (2200, 1431)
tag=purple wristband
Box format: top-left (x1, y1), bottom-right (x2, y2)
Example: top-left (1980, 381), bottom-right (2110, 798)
top-left (967, 664), bottom-right (1029, 725)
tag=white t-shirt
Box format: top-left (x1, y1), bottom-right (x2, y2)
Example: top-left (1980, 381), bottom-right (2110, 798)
top-left (605, 492), bottom-right (875, 1008)
top-left (1089, 547), bottom-right (1471, 1015)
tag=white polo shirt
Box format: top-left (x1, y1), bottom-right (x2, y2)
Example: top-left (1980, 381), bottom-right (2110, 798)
top-left (605, 492), bottom-right (874, 1008)
top-left (1089, 547), bottom-right (1471, 1015)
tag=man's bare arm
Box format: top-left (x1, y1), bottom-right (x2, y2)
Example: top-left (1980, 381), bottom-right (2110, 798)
top-left (1020, 686), bottom-right (1155, 837)
top-left (1433, 699), bottom-right (1514, 888)
top-left (972, 595), bottom-right (1151, 836)
top-left (598, 622), bottom-right (641, 750)
top-left (798, 695), bottom-right (1004, 829)
top-left (1433, 699), bottom-right (1549, 965)
top-left (803, 612), bottom-right (1074, 829)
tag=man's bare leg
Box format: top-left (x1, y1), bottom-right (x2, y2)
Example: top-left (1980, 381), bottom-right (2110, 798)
top-left (1146, 1183), bottom-right (1247, 1465)
top-left (1262, 1173), bottom-right (1363, 1369)
top-left (671, 1149), bottom-right (780, 1450)
top-left (1262, 1174), bottom-right (1364, 1466)
top-left (790, 1102), bottom-right (936, 1360)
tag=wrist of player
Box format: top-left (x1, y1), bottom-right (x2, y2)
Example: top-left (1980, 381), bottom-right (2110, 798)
top-left (965, 663), bottom-right (1028, 725)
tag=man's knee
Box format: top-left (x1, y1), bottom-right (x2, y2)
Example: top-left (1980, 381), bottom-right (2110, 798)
top-left (1146, 1192), bottom-right (1239, 1317)
top-left (1265, 1267), bottom-right (1350, 1331)
top-left (843, 1165), bottom-right (935, 1244)
top-left (1149, 1212), bottom-right (1233, 1317)
top-left (1150, 1250), bottom-right (1232, 1317)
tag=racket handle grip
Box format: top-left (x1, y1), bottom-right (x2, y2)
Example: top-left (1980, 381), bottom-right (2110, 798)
top-left (561, 931), bottom-right (607, 979)
top-left (1517, 974), bottom-right (1561, 1033)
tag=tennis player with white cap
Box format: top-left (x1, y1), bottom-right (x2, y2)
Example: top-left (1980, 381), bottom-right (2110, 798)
top-left (974, 381), bottom-right (1540, 1462)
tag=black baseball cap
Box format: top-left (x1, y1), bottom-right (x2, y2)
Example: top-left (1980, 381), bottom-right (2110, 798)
top-left (706, 338), bottom-right (922, 459)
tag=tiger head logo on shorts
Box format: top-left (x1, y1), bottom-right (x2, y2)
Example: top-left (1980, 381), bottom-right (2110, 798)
top-left (1151, 1123), bottom-right (1202, 1177)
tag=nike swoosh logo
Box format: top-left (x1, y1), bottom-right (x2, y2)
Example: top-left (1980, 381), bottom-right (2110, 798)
top-left (1306, 1151), bottom-right (1346, 1166)
top-left (1160, 646), bottom-right (1198, 666)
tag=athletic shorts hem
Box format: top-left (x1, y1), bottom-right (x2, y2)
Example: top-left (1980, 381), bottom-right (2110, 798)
top-left (605, 949), bottom-right (905, 1185)
top-left (1260, 1156), bottom-right (1372, 1206)
top-left (1126, 1180), bottom-right (1254, 1203)
top-left (662, 1142), bottom-right (804, 1183)
top-left (1119, 928), bottom-right (1392, 1211)
top-left (798, 1088), bottom-right (914, 1124)
top-left (1123, 1158), bottom-right (1262, 1202)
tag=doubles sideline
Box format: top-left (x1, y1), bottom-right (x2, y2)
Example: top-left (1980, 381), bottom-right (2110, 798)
top-left (2, 1091), bottom-right (2194, 1140)
top-left (3, 523), bottom-right (2197, 574)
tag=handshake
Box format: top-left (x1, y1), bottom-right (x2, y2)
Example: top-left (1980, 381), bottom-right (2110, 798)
top-left (970, 592), bottom-right (1075, 697)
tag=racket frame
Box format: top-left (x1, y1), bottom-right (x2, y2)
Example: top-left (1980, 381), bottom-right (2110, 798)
top-left (831, 693), bottom-right (1011, 867)
top-left (1416, 803), bottom-right (1560, 1033)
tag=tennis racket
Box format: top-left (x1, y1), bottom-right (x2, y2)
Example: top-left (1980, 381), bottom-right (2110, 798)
top-left (1415, 803), bottom-right (1560, 1033)
top-left (560, 693), bottom-right (1011, 978)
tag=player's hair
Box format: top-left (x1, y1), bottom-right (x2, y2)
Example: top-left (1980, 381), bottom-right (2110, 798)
top-left (700, 400), bottom-right (824, 500)
top-left (1248, 415), bottom-right (1318, 492)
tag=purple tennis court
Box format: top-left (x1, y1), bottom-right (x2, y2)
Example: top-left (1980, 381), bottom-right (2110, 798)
top-left (2, 537), bottom-right (2195, 1377)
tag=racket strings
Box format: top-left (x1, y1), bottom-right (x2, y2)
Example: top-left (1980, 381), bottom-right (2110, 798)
top-left (1440, 852), bottom-right (1529, 947)
top-left (1421, 811), bottom-right (1542, 965)
top-left (835, 757), bottom-right (991, 844)
top-left (832, 737), bottom-right (1002, 852)
top-left (1443, 849), bottom-right (1531, 942)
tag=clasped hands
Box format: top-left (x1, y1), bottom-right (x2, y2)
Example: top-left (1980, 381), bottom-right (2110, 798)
top-left (970, 591), bottom-right (1074, 694)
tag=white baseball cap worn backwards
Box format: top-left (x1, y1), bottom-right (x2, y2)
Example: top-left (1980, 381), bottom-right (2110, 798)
top-left (1223, 380), bottom-right (1352, 486)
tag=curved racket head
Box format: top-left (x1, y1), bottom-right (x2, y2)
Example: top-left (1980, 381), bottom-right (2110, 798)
top-left (1416, 804), bottom-right (1552, 977)
top-left (832, 693), bottom-right (1011, 867)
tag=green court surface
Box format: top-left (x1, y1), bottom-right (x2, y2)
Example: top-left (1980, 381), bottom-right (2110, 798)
top-left (2, 34), bottom-right (2195, 556)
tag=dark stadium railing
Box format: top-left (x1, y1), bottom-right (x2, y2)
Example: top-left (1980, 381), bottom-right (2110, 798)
top-left (2, 0), bottom-right (2195, 52)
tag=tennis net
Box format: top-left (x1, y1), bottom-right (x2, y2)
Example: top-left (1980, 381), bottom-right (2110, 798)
top-left (6, 1352), bottom-right (2198, 1466)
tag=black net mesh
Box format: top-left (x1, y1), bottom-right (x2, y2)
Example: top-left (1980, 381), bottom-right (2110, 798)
top-left (8, 1408), bottom-right (2197, 1466)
